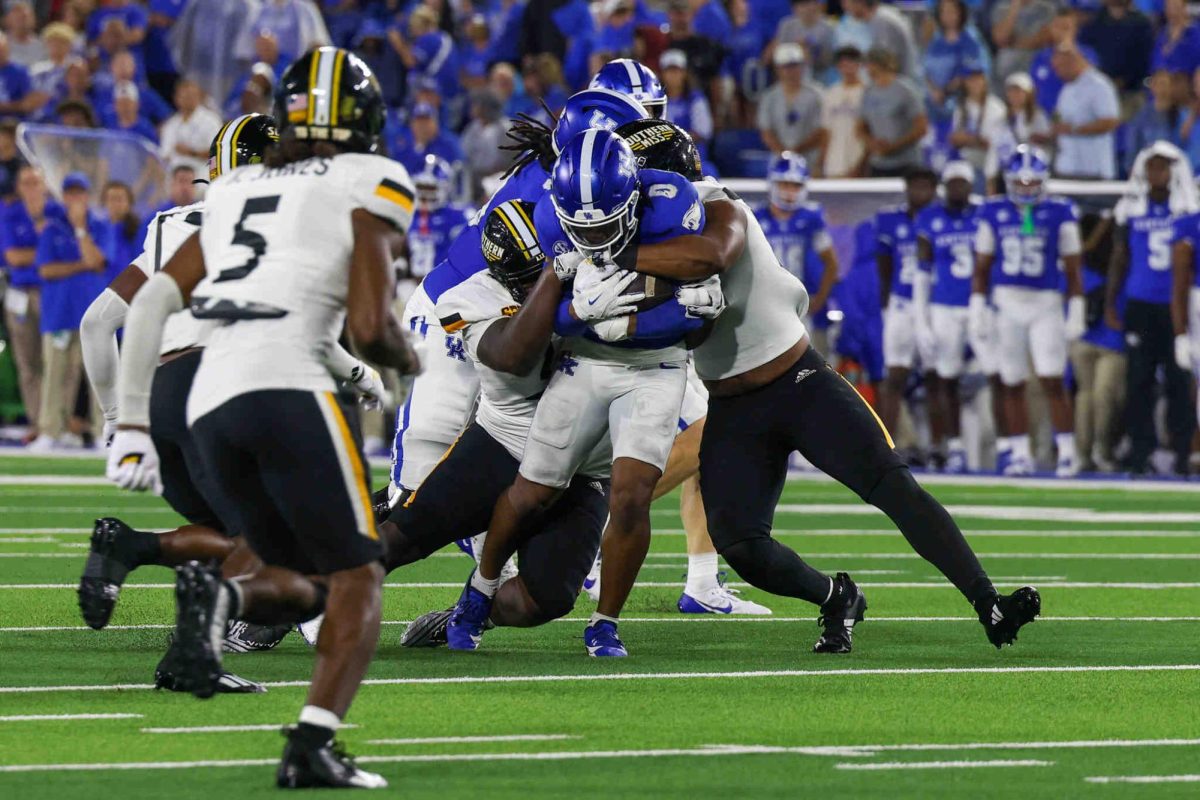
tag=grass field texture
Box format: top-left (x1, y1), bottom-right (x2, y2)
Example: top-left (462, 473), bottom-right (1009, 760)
top-left (0, 455), bottom-right (1197, 798)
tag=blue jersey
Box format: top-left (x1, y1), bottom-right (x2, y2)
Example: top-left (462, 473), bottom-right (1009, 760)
top-left (916, 200), bottom-right (980, 308)
top-left (408, 205), bottom-right (472, 279)
top-left (875, 204), bottom-right (924, 301)
top-left (976, 195), bottom-right (1080, 292)
top-left (1171, 211), bottom-right (1200, 289)
top-left (753, 202), bottom-right (830, 283)
top-left (2, 200), bottom-right (67, 288)
top-left (833, 219), bottom-right (884, 383)
top-left (36, 215), bottom-right (108, 333)
top-left (1118, 198), bottom-right (1174, 304)
top-left (535, 168), bottom-right (705, 351)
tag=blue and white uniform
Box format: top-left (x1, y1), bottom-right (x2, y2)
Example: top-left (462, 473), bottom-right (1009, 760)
top-left (754, 200), bottom-right (831, 331)
top-left (1170, 211), bottom-right (1200, 375)
top-left (916, 199), bottom-right (981, 378)
top-left (974, 194), bottom-right (1081, 384)
top-left (1118, 197), bottom-right (1174, 305)
top-left (407, 205), bottom-right (473, 280)
top-left (876, 203), bottom-right (931, 369)
top-left (520, 168), bottom-right (703, 488)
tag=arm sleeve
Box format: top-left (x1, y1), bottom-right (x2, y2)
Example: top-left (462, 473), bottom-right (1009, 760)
top-left (323, 342), bottom-right (365, 382)
top-left (630, 299), bottom-right (703, 340)
top-left (79, 288), bottom-right (130, 421)
top-left (554, 297), bottom-right (588, 337)
top-left (974, 218), bottom-right (996, 255)
top-left (117, 272), bottom-right (183, 427)
top-left (1059, 220), bottom-right (1082, 257)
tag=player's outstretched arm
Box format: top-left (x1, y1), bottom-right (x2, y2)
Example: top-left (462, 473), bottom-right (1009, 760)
top-left (348, 209), bottom-right (419, 374)
top-left (478, 269), bottom-right (564, 375)
top-left (80, 266), bottom-right (149, 443)
top-left (621, 199), bottom-right (747, 281)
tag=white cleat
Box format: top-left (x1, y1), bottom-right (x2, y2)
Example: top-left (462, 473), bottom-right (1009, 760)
top-left (677, 584), bottom-right (773, 615)
top-left (581, 554), bottom-right (601, 602)
top-left (1055, 455), bottom-right (1079, 478)
top-left (297, 614), bottom-right (323, 646)
top-left (1003, 455), bottom-right (1033, 476)
top-left (464, 532), bottom-right (519, 583)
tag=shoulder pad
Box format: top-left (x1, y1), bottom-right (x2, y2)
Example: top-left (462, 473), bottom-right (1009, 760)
top-left (435, 272), bottom-right (515, 333)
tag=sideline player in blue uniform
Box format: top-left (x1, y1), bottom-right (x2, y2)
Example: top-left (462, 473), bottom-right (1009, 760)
top-left (1171, 182), bottom-right (1200, 445)
top-left (971, 146), bottom-right (1084, 476)
top-left (1108, 142), bottom-right (1197, 476)
top-left (404, 155), bottom-right (472, 280)
top-left (589, 58), bottom-right (668, 118)
top-left (914, 161), bottom-right (981, 474)
top-left (834, 218), bottom-right (885, 393)
top-left (754, 152), bottom-right (837, 354)
top-left (875, 167), bottom-right (938, 448)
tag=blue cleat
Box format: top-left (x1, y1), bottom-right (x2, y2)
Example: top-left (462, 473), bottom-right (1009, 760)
top-left (445, 572), bottom-right (493, 651)
top-left (583, 620), bottom-right (627, 657)
top-left (454, 538), bottom-right (475, 559)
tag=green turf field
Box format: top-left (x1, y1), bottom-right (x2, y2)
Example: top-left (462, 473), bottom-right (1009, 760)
top-left (0, 455), bottom-right (1197, 798)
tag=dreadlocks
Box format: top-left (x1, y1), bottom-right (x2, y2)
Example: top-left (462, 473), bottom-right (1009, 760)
top-left (499, 99), bottom-right (559, 179)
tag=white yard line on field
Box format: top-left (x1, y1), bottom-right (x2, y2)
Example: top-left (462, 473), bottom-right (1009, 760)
top-left (0, 713), bottom-right (142, 722)
top-left (1, 664), bottom-right (1197, 695)
top-left (141, 724), bottom-right (357, 734)
top-left (767, 504), bottom-right (1200, 524)
top-left (755, 737), bottom-right (1200, 757)
top-left (364, 735), bottom-right (580, 745)
top-left (834, 759), bottom-right (1053, 770)
top-left (1085, 774), bottom-right (1200, 784)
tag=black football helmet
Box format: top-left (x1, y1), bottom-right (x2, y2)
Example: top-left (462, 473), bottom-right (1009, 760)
top-left (273, 46), bottom-right (386, 154)
top-left (207, 113), bottom-right (278, 181)
top-left (616, 118), bottom-right (702, 181)
top-left (482, 199), bottom-right (544, 302)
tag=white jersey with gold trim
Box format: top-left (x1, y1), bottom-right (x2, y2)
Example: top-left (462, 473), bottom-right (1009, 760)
top-left (130, 201), bottom-right (218, 355)
top-left (186, 152), bottom-right (415, 424)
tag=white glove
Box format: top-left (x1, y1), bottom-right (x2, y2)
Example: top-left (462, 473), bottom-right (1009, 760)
top-left (349, 362), bottom-right (390, 411)
top-left (1176, 334), bottom-right (1194, 372)
top-left (592, 315), bottom-right (632, 342)
top-left (1065, 295), bottom-right (1086, 342)
top-left (572, 269), bottom-right (644, 322)
top-left (967, 293), bottom-right (992, 347)
top-left (552, 250), bottom-right (585, 281)
top-left (106, 429), bottom-right (162, 494)
top-left (101, 415), bottom-right (117, 449)
top-left (676, 275), bottom-right (726, 319)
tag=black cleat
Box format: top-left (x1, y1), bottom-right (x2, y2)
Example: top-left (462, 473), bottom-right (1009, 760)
top-left (154, 637), bottom-right (267, 693)
top-left (277, 727), bottom-right (387, 789)
top-left (78, 517), bottom-right (138, 629)
top-left (400, 608), bottom-right (453, 648)
top-left (170, 561), bottom-right (235, 698)
top-left (223, 620), bottom-right (292, 652)
top-left (371, 486), bottom-right (392, 524)
top-left (813, 573), bottom-right (867, 654)
top-left (976, 586), bottom-right (1041, 648)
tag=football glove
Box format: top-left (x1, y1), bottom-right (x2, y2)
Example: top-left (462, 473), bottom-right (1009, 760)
top-left (106, 429), bottom-right (163, 494)
top-left (592, 316), bottom-right (632, 342)
top-left (349, 362), bottom-right (389, 411)
top-left (1176, 334), bottom-right (1193, 372)
top-left (572, 269), bottom-right (644, 322)
top-left (676, 275), bottom-right (726, 319)
top-left (552, 250), bottom-right (585, 281)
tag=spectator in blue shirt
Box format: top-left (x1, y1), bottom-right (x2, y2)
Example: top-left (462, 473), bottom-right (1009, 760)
top-left (458, 15), bottom-right (493, 95)
top-left (223, 61), bottom-right (276, 119)
top-left (691, 0), bottom-right (734, 44)
top-left (236, 0), bottom-right (331, 68)
top-left (91, 16), bottom-right (143, 78)
top-left (1152, 0), bottom-right (1200, 76)
top-left (1080, 0), bottom-right (1154, 96)
top-left (94, 51), bottom-right (173, 126)
top-left (323, 0), bottom-right (365, 48)
top-left (99, 181), bottom-right (143, 284)
top-left (0, 32), bottom-right (35, 119)
top-left (389, 102), bottom-right (464, 176)
top-left (27, 23), bottom-right (77, 122)
top-left (144, 0), bottom-right (186, 99)
top-left (107, 82), bottom-right (158, 144)
top-left (1030, 7), bottom-right (1100, 115)
top-left (29, 173), bottom-right (107, 451)
top-left (487, 0), bottom-right (526, 67)
top-left (87, 0), bottom-right (148, 50)
top-left (724, 0), bottom-right (768, 102)
top-left (1123, 70), bottom-right (1182, 175)
top-left (592, 0), bottom-right (638, 67)
top-left (662, 49), bottom-right (715, 156)
top-left (923, 0), bottom-right (990, 124)
top-left (391, 7), bottom-right (460, 112)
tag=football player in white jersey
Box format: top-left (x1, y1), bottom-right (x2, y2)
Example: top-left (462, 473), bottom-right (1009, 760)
top-left (612, 174), bottom-right (1041, 652)
top-left (108, 48), bottom-right (418, 789)
top-left (77, 114), bottom-right (312, 690)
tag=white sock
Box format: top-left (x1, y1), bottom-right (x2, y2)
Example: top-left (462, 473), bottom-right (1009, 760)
top-left (1055, 432), bottom-right (1076, 462)
top-left (685, 552), bottom-right (720, 595)
top-left (299, 705), bottom-right (341, 731)
top-left (469, 569), bottom-right (501, 598)
top-left (996, 435), bottom-right (1013, 455)
top-left (589, 612), bottom-right (619, 627)
top-left (1010, 434), bottom-right (1031, 461)
top-left (948, 436), bottom-right (964, 453)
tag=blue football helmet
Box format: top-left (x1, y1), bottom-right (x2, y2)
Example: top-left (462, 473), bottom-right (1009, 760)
top-left (413, 154), bottom-right (453, 210)
top-left (552, 87), bottom-right (648, 155)
top-left (767, 151), bottom-right (810, 212)
top-left (589, 59), bottom-right (667, 119)
top-left (551, 128), bottom-right (641, 261)
top-left (1004, 144), bottom-right (1050, 205)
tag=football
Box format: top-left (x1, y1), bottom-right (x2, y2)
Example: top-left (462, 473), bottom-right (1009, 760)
top-left (625, 271), bottom-right (679, 312)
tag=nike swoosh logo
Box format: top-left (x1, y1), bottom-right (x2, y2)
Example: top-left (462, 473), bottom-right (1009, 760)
top-left (588, 297), bottom-right (599, 305)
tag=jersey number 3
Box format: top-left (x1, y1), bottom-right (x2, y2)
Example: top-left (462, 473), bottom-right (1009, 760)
top-left (213, 195), bottom-right (281, 283)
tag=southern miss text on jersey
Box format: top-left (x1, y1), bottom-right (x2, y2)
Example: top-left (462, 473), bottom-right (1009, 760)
top-left (875, 204), bottom-right (922, 300)
top-left (186, 152), bottom-right (414, 424)
top-left (975, 195), bottom-right (1081, 292)
top-left (132, 201), bottom-right (217, 354)
top-left (753, 201), bottom-right (831, 282)
top-left (1115, 195), bottom-right (1174, 304)
top-left (915, 199), bottom-right (980, 307)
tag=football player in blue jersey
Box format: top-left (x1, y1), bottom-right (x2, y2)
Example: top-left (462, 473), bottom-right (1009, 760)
top-left (971, 145), bottom-right (1084, 477)
top-left (875, 167), bottom-right (939, 454)
top-left (446, 128), bottom-right (722, 657)
top-left (1108, 142), bottom-right (1198, 476)
top-left (589, 58), bottom-right (668, 118)
top-left (1171, 179), bottom-right (1200, 442)
top-left (383, 87), bottom-right (649, 505)
top-left (833, 218), bottom-right (886, 393)
top-left (755, 152), bottom-right (838, 354)
top-left (914, 161), bottom-right (982, 474)
top-left (404, 154), bottom-right (473, 281)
